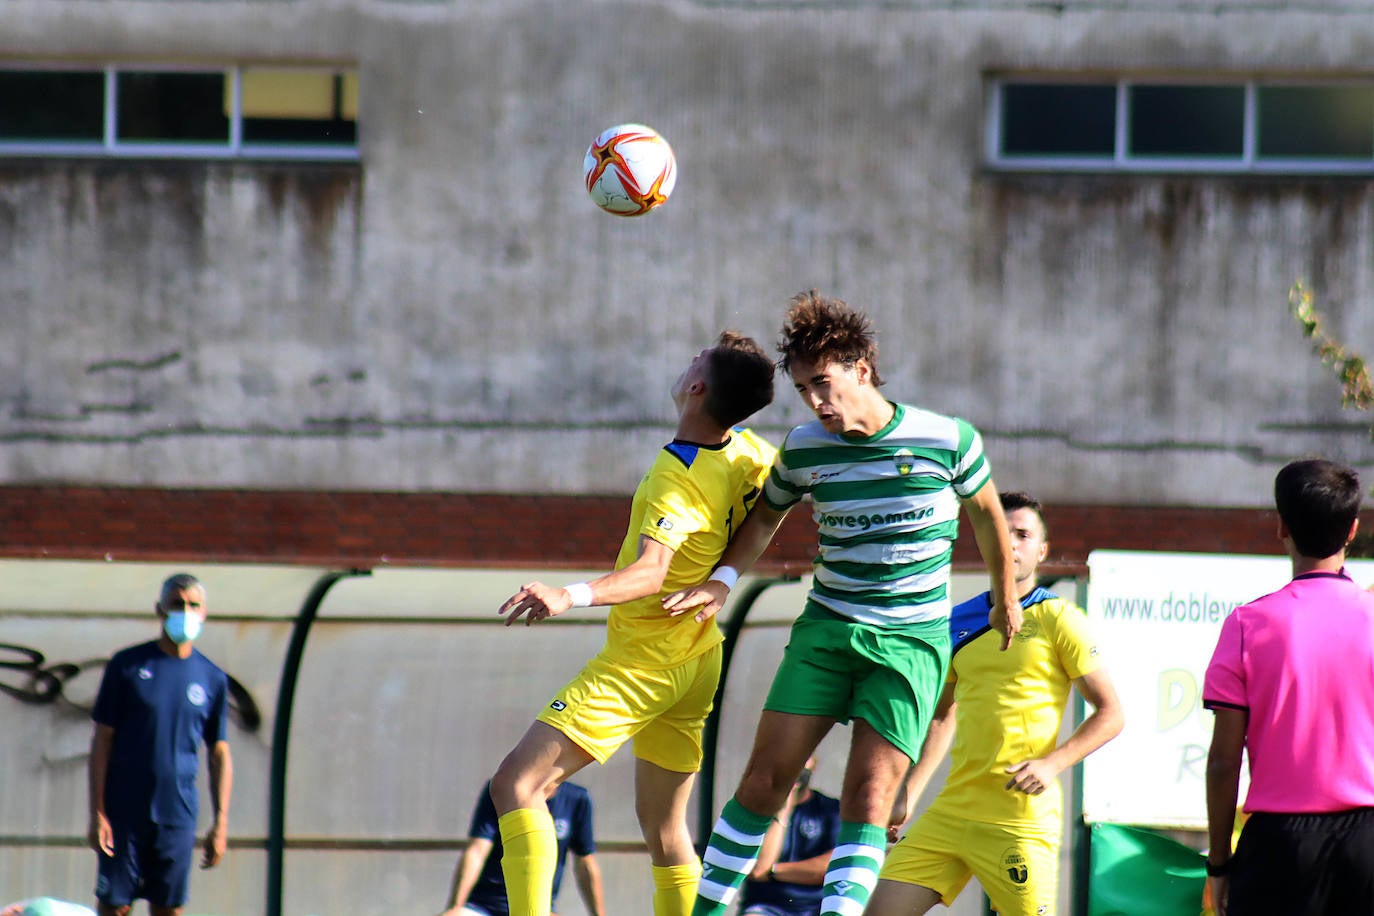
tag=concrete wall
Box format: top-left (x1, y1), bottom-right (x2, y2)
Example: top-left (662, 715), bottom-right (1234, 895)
top-left (2, 0), bottom-right (1374, 505)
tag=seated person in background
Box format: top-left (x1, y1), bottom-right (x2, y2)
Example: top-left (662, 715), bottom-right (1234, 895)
top-left (1, 901), bottom-right (96, 916)
top-left (437, 781), bottom-right (604, 916)
top-left (737, 757), bottom-right (841, 916)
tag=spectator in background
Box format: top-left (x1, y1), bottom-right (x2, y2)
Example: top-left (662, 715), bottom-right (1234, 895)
top-left (88, 573), bottom-right (232, 916)
top-left (737, 756), bottom-right (840, 916)
top-left (437, 781), bottom-right (604, 916)
top-left (2, 900), bottom-right (97, 916)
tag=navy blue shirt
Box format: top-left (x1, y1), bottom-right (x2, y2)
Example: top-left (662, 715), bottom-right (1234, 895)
top-left (739, 790), bottom-right (841, 915)
top-left (92, 641), bottom-right (229, 827)
top-left (466, 781), bottom-right (596, 915)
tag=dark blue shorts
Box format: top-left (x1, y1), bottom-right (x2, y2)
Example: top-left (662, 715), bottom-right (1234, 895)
top-left (95, 821), bottom-right (197, 908)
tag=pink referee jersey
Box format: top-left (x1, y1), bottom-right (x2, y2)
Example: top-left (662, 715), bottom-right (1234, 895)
top-left (1203, 570), bottom-right (1374, 813)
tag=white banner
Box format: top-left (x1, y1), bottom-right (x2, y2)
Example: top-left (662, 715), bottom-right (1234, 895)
top-left (1081, 549), bottom-right (1374, 828)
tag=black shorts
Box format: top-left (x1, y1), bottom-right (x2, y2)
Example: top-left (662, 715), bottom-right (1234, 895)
top-left (1228, 807), bottom-right (1374, 916)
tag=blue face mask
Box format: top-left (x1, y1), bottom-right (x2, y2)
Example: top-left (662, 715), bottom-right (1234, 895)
top-left (163, 611), bottom-right (203, 644)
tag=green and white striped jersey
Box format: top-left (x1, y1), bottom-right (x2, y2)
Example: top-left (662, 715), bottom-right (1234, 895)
top-left (762, 401), bottom-right (991, 626)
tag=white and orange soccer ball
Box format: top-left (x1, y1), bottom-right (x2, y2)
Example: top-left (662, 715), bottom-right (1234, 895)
top-left (583, 123), bottom-right (677, 217)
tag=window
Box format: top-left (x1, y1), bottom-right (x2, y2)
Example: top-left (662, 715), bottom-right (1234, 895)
top-left (0, 64), bottom-right (358, 160)
top-left (989, 77), bottom-right (1374, 174)
top-left (0, 70), bottom-right (103, 142)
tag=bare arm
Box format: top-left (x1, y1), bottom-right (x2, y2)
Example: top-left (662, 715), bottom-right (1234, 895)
top-left (572, 852), bottom-right (606, 916)
top-left (436, 837), bottom-right (495, 916)
top-left (662, 501), bottom-right (791, 622)
top-left (888, 681), bottom-right (957, 841)
top-left (1004, 668), bottom-right (1124, 795)
top-left (961, 482), bottom-right (1021, 649)
top-left (87, 723), bottom-right (115, 856)
top-left (1206, 706), bottom-right (1248, 916)
top-left (501, 535), bottom-right (676, 625)
top-left (201, 739), bottom-right (233, 868)
top-left (766, 851), bottom-right (830, 886)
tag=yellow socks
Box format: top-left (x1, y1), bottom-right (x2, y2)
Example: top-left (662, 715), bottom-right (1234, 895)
top-left (498, 807), bottom-right (556, 916)
top-left (653, 861), bottom-right (704, 916)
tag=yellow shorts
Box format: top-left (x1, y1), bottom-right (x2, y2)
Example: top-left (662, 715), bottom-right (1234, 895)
top-left (535, 644), bottom-right (721, 773)
top-left (881, 807), bottom-right (1059, 916)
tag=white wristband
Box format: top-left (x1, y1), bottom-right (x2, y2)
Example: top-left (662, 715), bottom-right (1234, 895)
top-left (708, 565), bottom-right (739, 590)
top-left (563, 582), bottom-right (594, 607)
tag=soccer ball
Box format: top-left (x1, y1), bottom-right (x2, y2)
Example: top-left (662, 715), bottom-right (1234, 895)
top-left (583, 123), bottom-right (677, 217)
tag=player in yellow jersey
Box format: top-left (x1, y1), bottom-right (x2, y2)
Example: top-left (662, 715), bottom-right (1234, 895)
top-left (488, 331), bottom-right (777, 916)
top-left (870, 492), bottom-right (1124, 916)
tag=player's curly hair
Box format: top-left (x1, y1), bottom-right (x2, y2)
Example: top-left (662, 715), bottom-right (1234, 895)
top-left (777, 289), bottom-right (883, 387)
top-left (704, 331), bottom-right (775, 428)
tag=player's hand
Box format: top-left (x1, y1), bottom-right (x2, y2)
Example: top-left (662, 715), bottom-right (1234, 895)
top-left (89, 811), bottom-right (115, 856)
top-left (662, 580), bottom-right (730, 623)
top-left (990, 597), bottom-right (1023, 650)
top-left (1208, 875), bottom-right (1228, 916)
top-left (500, 581), bottom-right (575, 626)
top-left (886, 784), bottom-right (915, 843)
top-left (1004, 759), bottom-right (1057, 795)
top-left (201, 821), bottom-right (227, 868)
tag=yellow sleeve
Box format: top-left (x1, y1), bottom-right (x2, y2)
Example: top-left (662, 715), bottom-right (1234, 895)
top-left (635, 463), bottom-right (708, 553)
top-left (1050, 600), bottom-right (1101, 681)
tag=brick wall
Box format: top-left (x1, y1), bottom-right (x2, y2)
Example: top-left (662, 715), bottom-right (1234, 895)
top-left (0, 486), bottom-right (1322, 576)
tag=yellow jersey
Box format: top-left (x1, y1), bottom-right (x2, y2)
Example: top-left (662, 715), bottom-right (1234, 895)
top-left (928, 587), bottom-right (1101, 826)
top-left (602, 428), bottom-right (775, 669)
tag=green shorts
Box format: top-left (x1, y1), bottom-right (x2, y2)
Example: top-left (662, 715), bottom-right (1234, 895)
top-left (763, 600), bottom-right (950, 760)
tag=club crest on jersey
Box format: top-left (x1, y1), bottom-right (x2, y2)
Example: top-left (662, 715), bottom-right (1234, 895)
top-left (187, 683), bottom-right (207, 706)
top-left (138, 667), bottom-right (152, 680)
top-left (892, 448), bottom-right (916, 476)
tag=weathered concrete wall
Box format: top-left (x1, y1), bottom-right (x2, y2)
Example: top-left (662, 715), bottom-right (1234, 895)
top-left (2, 0), bottom-right (1373, 505)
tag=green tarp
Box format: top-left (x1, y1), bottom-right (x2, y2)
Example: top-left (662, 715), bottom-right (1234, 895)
top-left (1088, 822), bottom-right (1208, 916)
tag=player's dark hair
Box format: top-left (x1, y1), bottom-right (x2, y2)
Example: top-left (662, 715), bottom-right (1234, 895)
top-left (160, 572), bottom-right (204, 607)
top-left (704, 331), bottom-right (776, 428)
top-left (777, 289), bottom-right (883, 387)
top-left (1000, 491), bottom-right (1048, 540)
top-left (1274, 458), bottom-right (1361, 559)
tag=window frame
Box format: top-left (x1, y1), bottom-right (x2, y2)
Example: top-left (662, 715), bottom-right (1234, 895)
top-left (0, 61), bottom-right (359, 162)
top-left (987, 75), bottom-right (1374, 175)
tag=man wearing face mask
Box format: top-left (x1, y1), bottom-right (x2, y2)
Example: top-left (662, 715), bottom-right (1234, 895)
top-left (87, 573), bottom-right (233, 916)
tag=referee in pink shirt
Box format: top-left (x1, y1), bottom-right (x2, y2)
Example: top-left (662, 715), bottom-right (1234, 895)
top-left (1203, 458), bottom-right (1374, 916)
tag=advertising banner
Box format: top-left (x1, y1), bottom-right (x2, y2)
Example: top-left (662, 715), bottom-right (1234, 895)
top-left (1082, 549), bottom-right (1374, 828)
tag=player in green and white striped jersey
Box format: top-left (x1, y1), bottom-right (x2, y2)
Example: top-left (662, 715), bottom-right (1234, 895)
top-left (665, 290), bottom-right (1021, 916)
top-left (766, 404), bottom-right (992, 626)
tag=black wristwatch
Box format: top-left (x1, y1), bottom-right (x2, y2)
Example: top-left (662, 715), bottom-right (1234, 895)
top-left (1205, 858), bottom-right (1231, 877)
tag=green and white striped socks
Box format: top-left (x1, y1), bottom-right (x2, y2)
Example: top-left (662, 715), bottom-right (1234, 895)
top-left (819, 821), bottom-right (888, 916)
top-left (692, 797), bottom-right (772, 916)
